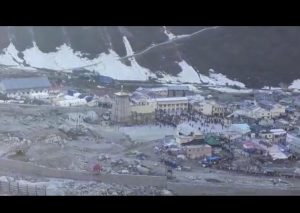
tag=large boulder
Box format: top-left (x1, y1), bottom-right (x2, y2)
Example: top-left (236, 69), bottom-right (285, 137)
top-left (136, 165), bottom-right (151, 175)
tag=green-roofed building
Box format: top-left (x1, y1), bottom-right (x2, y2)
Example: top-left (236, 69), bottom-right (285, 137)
top-left (205, 135), bottom-right (221, 146)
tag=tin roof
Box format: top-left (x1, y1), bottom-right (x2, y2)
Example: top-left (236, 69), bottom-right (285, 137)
top-left (0, 77), bottom-right (51, 91)
top-left (167, 85), bottom-right (190, 91)
top-left (114, 92), bottom-right (129, 96)
top-left (156, 97), bottom-right (188, 102)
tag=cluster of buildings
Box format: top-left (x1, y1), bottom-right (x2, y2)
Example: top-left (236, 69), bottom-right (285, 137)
top-left (0, 76), bottom-right (52, 100)
top-left (231, 100), bottom-right (286, 120)
top-left (0, 76), bottom-right (99, 107)
top-left (190, 100), bottom-right (227, 116)
top-left (110, 85), bottom-right (300, 161)
top-left (119, 87), bottom-right (300, 166)
top-left (4, 75), bottom-right (300, 168)
top-left (111, 85), bottom-right (233, 124)
top-left (52, 90), bottom-right (98, 107)
top-left (111, 85), bottom-right (192, 124)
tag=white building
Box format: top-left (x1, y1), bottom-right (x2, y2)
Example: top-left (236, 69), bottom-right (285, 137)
top-left (192, 100), bottom-right (227, 116)
top-left (259, 129), bottom-right (287, 143)
top-left (0, 77), bottom-right (51, 100)
top-left (270, 104), bottom-right (286, 118)
top-left (234, 106), bottom-right (271, 120)
top-left (55, 98), bottom-right (87, 107)
top-left (156, 97), bottom-right (188, 114)
top-left (197, 101), bottom-right (213, 115)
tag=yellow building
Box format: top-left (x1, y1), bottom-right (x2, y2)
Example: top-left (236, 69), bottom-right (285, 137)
top-left (156, 97), bottom-right (188, 113)
top-left (212, 103), bottom-right (227, 116)
top-left (185, 144), bottom-right (212, 159)
top-left (131, 101), bottom-right (156, 114)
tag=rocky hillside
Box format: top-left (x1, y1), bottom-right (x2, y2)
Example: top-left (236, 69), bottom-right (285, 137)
top-left (0, 26), bottom-right (300, 88)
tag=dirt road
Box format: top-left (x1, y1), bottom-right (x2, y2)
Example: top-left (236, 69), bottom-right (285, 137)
top-left (0, 158), bottom-right (166, 187)
top-left (2, 157), bottom-right (300, 195)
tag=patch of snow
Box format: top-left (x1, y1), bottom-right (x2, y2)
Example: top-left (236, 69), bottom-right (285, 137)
top-left (17, 180), bottom-right (47, 187)
top-left (176, 35), bottom-right (190, 39)
top-left (0, 176), bottom-right (9, 183)
top-left (158, 60), bottom-right (201, 83)
top-left (209, 87), bottom-right (252, 94)
top-left (177, 61), bottom-right (201, 83)
top-left (122, 36), bottom-right (155, 80)
top-left (186, 94), bottom-right (205, 102)
top-left (163, 26), bottom-right (176, 40)
top-left (1, 42), bottom-right (246, 86)
top-left (23, 43), bottom-right (96, 72)
top-left (262, 86), bottom-right (282, 91)
top-left (22, 42), bottom-right (155, 81)
top-left (0, 43), bottom-right (22, 66)
top-left (209, 71), bottom-right (245, 88)
top-left (185, 84), bottom-right (200, 92)
top-left (289, 79), bottom-right (300, 90)
top-left (199, 73), bottom-right (215, 84)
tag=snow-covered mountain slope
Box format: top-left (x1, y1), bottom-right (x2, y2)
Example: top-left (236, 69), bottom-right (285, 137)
top-left (1, 26), bottom-right (300, 88)
top-left (0, 41), bottom-right (245, 86)
top-left (288, 79), bottom-right (300, 90)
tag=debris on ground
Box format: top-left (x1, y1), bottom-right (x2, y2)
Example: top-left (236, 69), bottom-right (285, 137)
top-left (136, 165), bottom-right (151, 175)
top-left (160, 189), bottom-right (173, 196)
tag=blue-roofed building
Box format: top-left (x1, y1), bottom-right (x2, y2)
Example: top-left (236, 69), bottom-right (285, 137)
top-left (167, 85), bottom-right (190, 97)
top-left (0, 76), bottom-right (51, 99)
top-left (229, 123), bottom-right (251, 135)
top-left (98, 75), bottom-right (115, 85)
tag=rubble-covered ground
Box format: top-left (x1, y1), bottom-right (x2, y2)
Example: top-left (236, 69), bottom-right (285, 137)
top-left (2, 103), bottom-right (300, 195)
top-left (0, 175), bottom-right (170, 196)
top-left (0, 103), bottom-right (169, 177)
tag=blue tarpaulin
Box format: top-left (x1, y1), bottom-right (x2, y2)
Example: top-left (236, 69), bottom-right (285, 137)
top-left (67, 90), bottom-right (77, 96)
top-left (98, 75), bottom-right (114, 85)
top-left (85, 96), bottom-right (93, 102)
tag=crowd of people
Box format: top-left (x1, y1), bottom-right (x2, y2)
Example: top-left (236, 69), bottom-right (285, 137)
top-left (155, 109), bottom-right (231, 134)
